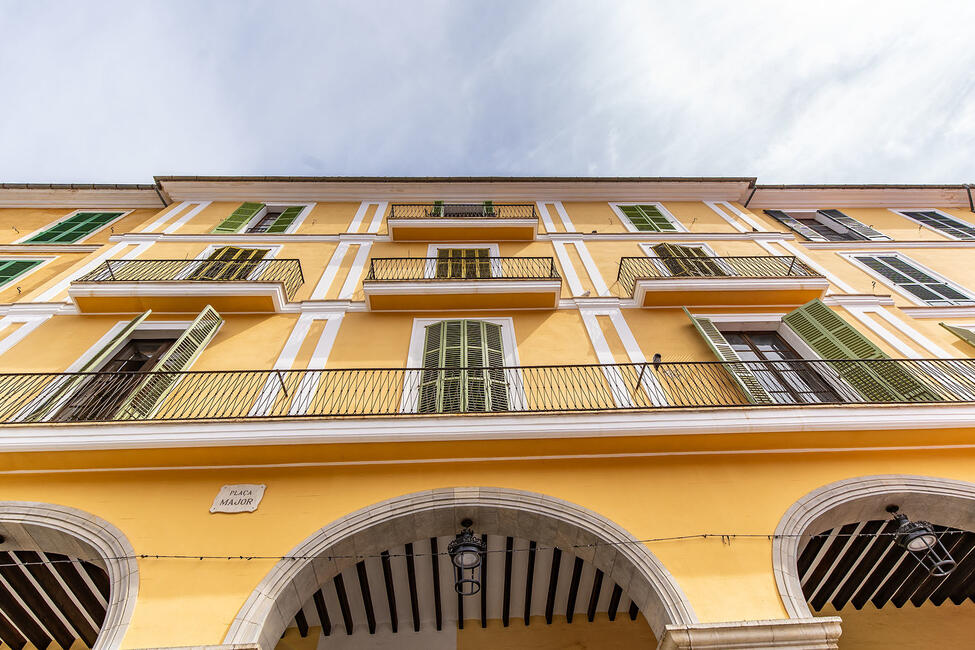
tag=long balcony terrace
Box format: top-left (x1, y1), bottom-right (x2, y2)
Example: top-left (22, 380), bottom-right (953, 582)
top-left (4, 358), bottom-right (975, 424)
top-left (387, 202), bottom-right (538, 241)
top-left (68, 258), bottom-right (304, 313)
top-left (363, 256), bottom-right (561, 310)
top-left (617, 255), bottom-right (829, 306)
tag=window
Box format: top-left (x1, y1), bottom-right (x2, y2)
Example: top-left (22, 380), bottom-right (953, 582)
top-left (615, 204), bottom-right (679, 232)
top-left (0, 259), bottom-right (43, 287)
top-left (188, 246), bottom-right (268, 281)
top-left (212, 203), bottom-right (304, 234)
top-left (417, 320), bottom-right (509, 413)
top-left (435, 248), bottom-right (491, 279)
top-left (851, 254), bottom-right (975, 306)
top-left (25, 211), bottom-right (123, 244)
top-left (764, 210), bottom-right (889, 242)
top-left (724, 332), bottom-right (838, 404)
top-left (650, 243), bottom-right (726, 277)
top-left (898, 210), bottom-right (975, 240)
top-left (429, 200), bottom-right (495, 217)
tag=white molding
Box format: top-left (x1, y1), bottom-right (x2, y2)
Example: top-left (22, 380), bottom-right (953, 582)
top-left (34, 241), bottom-right (149, 303)
top-left (0, 315), bottom-right (50, 358)
top-left (841, 306), bottom-right (918, 357)
top-left (630, 276), bottom-right (829, 304)
top-left (890, 207), bottom-right (975, 241)
top-left (535, 201), bottom-right (558, 232)
top-left (13, 209), bottom-right (133, 245)
top-left (704, 201), bottom-right (747, 233)
top-left (552, 201), bottom-right (575, 232)
top-left (837, 250), bottom-right (975, 307)
top-left (288, 314), bottom-right (345, 415)
top-left (719, 201), bottom-right (769, 232)
top-left (571, 240), bottom-right (609, 296)
top-left (0, 256), bottom-right (57, 291)
top-left (162, 201), bottom-right (211, 234)
top-left (364, 279), bottom-right (561, 311)
top-left (366, 201), bottom-right (387, 233)
top-left (660, 618), bottom-right (841, 650)
top-left (346, 201), bottom-right (370, 233)
top-left (804, 240), bottom-right (975, 249)
top-left (866, 305), bottom-right (951, 358)
top-left (761, 239), bottom-right (857, 294)
top-left (338, 242), bottom-right (372, 299)
top-left (345, 200), bottom-right (385, 234)
top-left (311, 242), bottom-right (350, 300)
top-left (609, 202), bottom-right (687, 233)
top-left (68, 281), bottom-right (290, 313)
top-left (579, 308), bottom-right (667, 406)
top-left (821, 294), bottom-right (895, 307)
top-left (552, 241), bottom-right (584, 296)
top-left (899, 306), bottom-right (975, 318)
top-left (12, 403), bottom-right (975, 451)
top-left (140, 201), bottom-right (192, 233)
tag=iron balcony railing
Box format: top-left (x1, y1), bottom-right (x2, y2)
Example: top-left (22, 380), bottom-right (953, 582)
top-left (74, 259), bottom-right (305, 300)
top-left (365, 257), bottom-right (560, 282)
top-left (4, 358), bottom-right (975, 424)
top-left (617, 255), bottom-right (823, 295)
top-left (388, 203), bottom-right (537, 220)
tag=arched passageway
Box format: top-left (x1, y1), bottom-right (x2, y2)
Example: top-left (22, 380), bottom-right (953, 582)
top-left (225, 487), bottom-right (696, 649)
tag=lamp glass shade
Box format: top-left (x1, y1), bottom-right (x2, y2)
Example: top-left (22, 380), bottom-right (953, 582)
top-left (905, 531), bottom-right (938, 552)
top-left (453, 547), bottom-right (481, 569)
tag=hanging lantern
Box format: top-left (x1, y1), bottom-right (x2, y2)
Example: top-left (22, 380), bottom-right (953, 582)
top-left (448, 519), bottom-right (485, 595)
top-left (887, 505), bottom-right (956, 577)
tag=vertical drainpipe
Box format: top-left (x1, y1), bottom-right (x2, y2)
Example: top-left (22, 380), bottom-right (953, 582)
top-left (743, 186), bottom-right (758, 208)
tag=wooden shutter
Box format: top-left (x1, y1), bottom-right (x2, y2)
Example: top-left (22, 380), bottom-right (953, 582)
top-left (783, 299), bottom-right (933, 402)
top-left (212, 202), bottom-right (264, 234)
top-left (0, 260), bottom-right (42, 285)
top-left (620, 205), bottom-right (677, 232)
top-left (435, 248), bottom-right (452, 278)
top-left (114, 305), bottom-right (224, 420)
top-left (651, 243), bottom-right (723, 277)
top-left (683, 307), bottom-right (773, 404)
top-left (416, 320), bottom-right (508, 413)
top-left (940, 322), bottom-right (975, 349)
top-left (483, 200), bottom-right (495, 216)
top-left (26, 212), bottom-right (122, 244)
top-left (265, 206), bottom-right (303, 233)
top-left (818, 210), bottom-right (890, 241)
top-left (21, 310), bottom-right (152, 421)
top-left (432, 200), bottom-right (444, 217)
top-left (763, 210), bottom-right (828, 242)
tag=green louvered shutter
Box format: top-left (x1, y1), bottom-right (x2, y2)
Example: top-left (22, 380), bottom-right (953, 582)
top-left (783, 299), bottom-right (933, 402)
top-left (265, 206), bottom-right (303, 233)
top-left (683, 307), bottom-right (773, 405)
top-left (652, 243), bottom-right (724, 277)
top-left (21, 310), bottom-right (152, 421)
top-left (114, 305), bottom-right (224, 419)
top-left (0, 260), bottom-right (42, 286)
top-left (620, 205), bottom-right (677, 232)
top-left (763, 210), bottom-right (828, 242)
top-left (212, 202), bottom-right (264, 234)
top-left (416, 320), bottom-right (508, 413)
top-left (818, 210), bottom-right (890, 241)
top-left (26, 212), bottom-right (122, 244)
top-left (432, 200), bottom-right (444, 217)
top-left (941, 322), bottom-right (975, 349)
top-left (483, 200), bottom-right (495, 216)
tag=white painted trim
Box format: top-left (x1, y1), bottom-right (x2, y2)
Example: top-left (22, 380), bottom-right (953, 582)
top-left (248, 314), bottom-right (316, 417)
top-left (761, 239), bottom-right (857, 294)
top-left (571, 240), bottom-right (609, 296)
top-left (13, 209), bottom-right (133, 245)
top-left (535, 201), bottom-right (558, 232)
top-left (805, 240), bottom-right (975, 249)
top-left (364, 279), bottom-right (561, 311)
top-left (579, 310), bottom-right (633, 408)
top-left (838, 250), bottom-right (975, 306)
top-left (899, 306), bottom-right (975, 318)
top-left (162, 201), bottom-right (211, 234)
top-left (34, 241), bottom-right (149, 303)
top-left (401, 317), bottom-right (525, 413)
top-left (582, 307), bottom-right (668, 406)
top-left (552, 201), bottom-right (575, 232)
top-left (347, 201), bottom-right (370, 233)
top-left (338, 242), bottom-right (372, 299)
top-left (608, 202), bottom-right (687, 233)
top-left (866, 306), bottom-right (951, 358)
top-left (719, 201), bottom-right (769, 232)
top-left (68, 281), bottom-right (290, 313)
top-left (288, 314), bottom-right (346, 415)
top-left (552, 241), bottom-right (584, 296)
top-left (630, 276), bottom-right (829, 302)
top-left (366, 201), bottom-right (387, 233)
top-left (423, 243), bottom-right (501, 279)
top-left (140, 201), bottom-right (191, 233)
top-left (240, 201), bottom-right (315, 234)
top-left (890, 207), bottom-right (975, 241)
top-left (0, 315), bottom-right (50, 358)
top-left (704, 201), bottom-right (747, 233)
top-left (0, 256), bottom-right (56, 291)
top-left (841, 306), bottom-right (918, 357)
top-left (311, 242), bottom-right (350, 300)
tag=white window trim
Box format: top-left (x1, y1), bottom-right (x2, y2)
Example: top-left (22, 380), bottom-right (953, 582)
top-left (400, 316), bottom-right (525, 413)
top-left (0, 257), bottom-right (57, 290)
top-left (771, 209), bottom-right (869, 240)
top-left (240, 202), bottom-right (316, 234)
top-left (890, 208), bottom-right (975, 241)
top-left (608, 202), bottom-right (687, 233)
top-left (423, 243), bottom-right (501, 279)
top-left (838, 251), bottom-right (975, 307)
top-left (14, 209), bottom-right (134, 245)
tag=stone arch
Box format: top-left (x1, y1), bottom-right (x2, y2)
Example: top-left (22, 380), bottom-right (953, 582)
top-left (773, 474), bottom-right (975, 619)
top-left (225, 487), bottom-right (697, 648)
top-left (0, 500), bottom-right (138, 649)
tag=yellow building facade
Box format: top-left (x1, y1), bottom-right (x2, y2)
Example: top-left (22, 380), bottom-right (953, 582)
top-left (0, 177), bottom-right (975, 649)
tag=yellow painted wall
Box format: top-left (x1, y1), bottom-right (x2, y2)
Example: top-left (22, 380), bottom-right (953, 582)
top-left (0, 208), bottom-right (158, 244)
top-left (819, 601), bottom-right (975, 649)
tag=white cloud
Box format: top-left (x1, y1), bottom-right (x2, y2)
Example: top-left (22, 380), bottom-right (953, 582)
top-left (0, 0), bottom-right (972, 182)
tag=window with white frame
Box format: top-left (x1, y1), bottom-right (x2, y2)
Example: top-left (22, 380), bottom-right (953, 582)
top-left (897, 210), bottom-right (975, 240)
top-left (850, 253), bottom-right (975, 306)
top-left (611, 203), bottom-right (683, 233)
top-left (764, 209), bottom-right (889, 242)
top-left (424, 243), bottom-right (501, 278)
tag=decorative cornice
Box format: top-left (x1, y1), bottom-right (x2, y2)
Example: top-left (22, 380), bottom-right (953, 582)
top-left (803, 240), bottom-right (970, 249)
top-left (0, 186), bottom-right (163, 208)
top-left (660, 617), bottom-right (842, 650)
top-left (0, 244), bottom-right (101, 254)
top-left (821, 294), bottom-right (895, 307)
top-left (899, 306), bottom-right (975, 318)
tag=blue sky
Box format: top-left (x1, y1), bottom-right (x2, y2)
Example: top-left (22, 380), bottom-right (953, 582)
top-left (2, 1), bottom-right (973, 183)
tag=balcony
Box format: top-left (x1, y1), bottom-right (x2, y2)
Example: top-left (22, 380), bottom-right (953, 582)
top-left (387, 203), bottom-right (538, 241)
top-left (363, 256), bottom-right (561, 310)
top-left (68, 258), bottom-right (304, 313)
top-left (617, 255), bottom-right (829, 307)
top-left (2, 358), bottom-right (973, 424)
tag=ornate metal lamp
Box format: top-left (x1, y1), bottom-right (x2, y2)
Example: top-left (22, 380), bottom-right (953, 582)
top-left (886, 505), bottom-right (956, 577)
top-left (448, 519), bottom-right (485, 595)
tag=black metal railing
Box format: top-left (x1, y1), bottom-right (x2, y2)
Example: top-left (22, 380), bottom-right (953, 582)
top-left (388, 203), bottom-right (537, 220)
top-left (617, 255), bottom-right (822, 295)
top-left (74, 259), bottom-right (305, 300)
top-left (4, 358), bottom-right (975, 424)
top-left (365, 257), bottom-right (560, 282)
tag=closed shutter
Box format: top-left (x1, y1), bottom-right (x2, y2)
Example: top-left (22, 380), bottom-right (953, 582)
top-left (620, 205), bottom-right (677, 232)
top-left (855, 255), bottom-right (973, 305)
top-left (435, 249), bottom-right (490, 278)
top-left (21, 310), bottom-right (152, 421)
top-left (114, 305), bottom-right (224, 419)
top-left (416, 320), bottom-right (508, 413)
top-left (652, 243), bottom-right (724, 277)
top-left (902, 211), bottom-right (975, 240)
top-left (783, 299), bottom-right (933, 402)
top-left (940, 322), bottom-right (975, 349)
top-left (763, 210), bottom-right (828, 242)
top-left (265, 206), bottom-right (303, 233)
top-left (26, 212), bottom-right (122, 244)
top-left (483, 200), bottom-right (495, 216)
top-left (190, 246), bottom-right (268, 281)
top-left (432, 200), bottom-right (444, 217)
top-left (683, 307), bottom-right (773, 404)
top-left (0, 260), bottom-right (42, 286)
top-left (818, 210), bottom-right (890, 241)
top-left (212, 202), bottom-right (264, 234)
